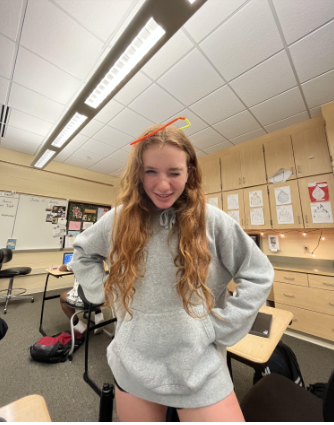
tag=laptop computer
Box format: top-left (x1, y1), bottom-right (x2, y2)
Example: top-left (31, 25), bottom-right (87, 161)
top-left (249, 312), bottom-right (273, 338)
top-left (63, 252), bottom-right (73, 265)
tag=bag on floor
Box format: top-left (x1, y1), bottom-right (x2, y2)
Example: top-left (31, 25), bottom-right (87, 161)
top-left (253, 340), bottom-right (305, 387)
top-left (30, 331), bottom-right (84, 363)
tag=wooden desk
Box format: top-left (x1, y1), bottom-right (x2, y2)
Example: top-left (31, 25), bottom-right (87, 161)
top-left (39, 268), bottom-right (73, 336)
top-left (226, 306), bottom-right (293, 377)
top-left (0, 395), bottom-right (51, 422)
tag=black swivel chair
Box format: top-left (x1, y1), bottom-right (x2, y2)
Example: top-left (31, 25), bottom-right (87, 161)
top-left (241, 369), bottom-right (334, 422)
top-left (0, 248), bottom-right (33, 314)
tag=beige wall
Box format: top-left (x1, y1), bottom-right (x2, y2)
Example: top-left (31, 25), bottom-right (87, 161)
top-left (0, 147), bottom-right (120, 294)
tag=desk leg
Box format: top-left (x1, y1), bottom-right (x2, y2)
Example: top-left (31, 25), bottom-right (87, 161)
top-left (227, 352), bottom-right (233, 382)
top-left (39, 273), bottom-right (50, 337)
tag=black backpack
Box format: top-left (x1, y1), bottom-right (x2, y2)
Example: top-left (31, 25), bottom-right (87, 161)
top-left (254, 341), bottom-right (305, 387)
top-left (30, 331), bottom-right (84, 363)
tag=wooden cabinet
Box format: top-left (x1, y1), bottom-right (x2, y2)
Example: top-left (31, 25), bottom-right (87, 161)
top-left (264, 136), bottom-right (296, 182)
top-left (274, 270), bottom-right (308, 287)
top-left (240, 145), bottom-right (267, 188)
top-left (268, 180), bottom-right (304, 229)
top-left (298, 173), bottom-right (334, 229)
top-left (243, 185), bottom-right (271, 229)
top-left (220, 152), bottom-right (242, 192)
top-left (292, 126), bottom-right (332, 178)
top-left (222, 189), bottom-right (245, 229)
top-left (205, 192), bottom-right (222, 210)
top-left (202, 158), bottom-right (221, 194)
top-left (322, 101), bottom-right (334, 173)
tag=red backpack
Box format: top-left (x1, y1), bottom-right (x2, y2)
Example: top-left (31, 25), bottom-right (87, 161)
top-left (30, 331), bottom-right (84, 363)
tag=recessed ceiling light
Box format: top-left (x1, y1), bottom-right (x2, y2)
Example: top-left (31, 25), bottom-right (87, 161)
top-left (188, 0), bottom-right (197, 3)
top-left (51, 113), bottom-right (87, 148)
top-left (35, 149), bottom-right (56, 168)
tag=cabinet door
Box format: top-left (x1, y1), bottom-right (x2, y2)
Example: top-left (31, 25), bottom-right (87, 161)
top-left (264, 136), bottom-right (296, 182)
top-left (202, 158), bottom-right (221, 194)
top-left (292, 126), bottom-right (332, 177)
top-left (220, 152), bottom-right (242, 192)
top-left (268, 180), bottom-right (304, 229)
top-left (222, 189), bottom-right (245, 229)
top-left (205, 192), bottom-right (222, 210)
top-left (240, 145), bottom-right (267, 188)
top-left (243, 185), bottom-right (271, 229)
top-left (298, 173), bottom-right (334, 229)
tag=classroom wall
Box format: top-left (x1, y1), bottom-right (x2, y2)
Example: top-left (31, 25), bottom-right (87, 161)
top-left (0, 147), bottom-right (121, 294)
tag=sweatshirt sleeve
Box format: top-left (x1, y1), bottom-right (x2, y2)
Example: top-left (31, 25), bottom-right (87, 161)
top-left (210, 212), bottom-right (275, 348)
top-left (71, 209), bottom-right (114, 304)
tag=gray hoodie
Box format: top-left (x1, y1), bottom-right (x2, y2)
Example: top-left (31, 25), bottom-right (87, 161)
top-left (71, 204), bottom-right (274, 408)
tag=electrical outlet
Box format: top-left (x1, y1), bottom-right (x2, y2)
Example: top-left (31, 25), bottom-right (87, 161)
top-left (304, 246), bottom-right (309, 252)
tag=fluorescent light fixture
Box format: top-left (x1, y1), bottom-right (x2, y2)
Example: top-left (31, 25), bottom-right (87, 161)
top-left (85, 18), bottom-right (166, 109)
top-left (51, 113), bottom-right (87, 148)
top-left (35, 149), bottom-right (56, 168)
top-left (188, 0), bottom-right (197, 3)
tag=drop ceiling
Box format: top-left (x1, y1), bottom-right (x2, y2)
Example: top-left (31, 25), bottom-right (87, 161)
top-left (1, 0), bottom-right (334, 177)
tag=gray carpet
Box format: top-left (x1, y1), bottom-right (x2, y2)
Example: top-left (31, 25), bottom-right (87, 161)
top-left (0, 290), bottom-right (333, 422)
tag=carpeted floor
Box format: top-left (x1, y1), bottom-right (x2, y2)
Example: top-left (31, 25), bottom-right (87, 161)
top-left (0, 290), bottom-right (333, 422)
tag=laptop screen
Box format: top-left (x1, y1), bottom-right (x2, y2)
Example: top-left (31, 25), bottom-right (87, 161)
top-left (63, 252), bottom-right (73, 265)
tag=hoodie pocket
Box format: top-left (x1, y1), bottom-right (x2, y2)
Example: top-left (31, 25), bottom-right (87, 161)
top-left (111, 305), bottom-right (222, 395)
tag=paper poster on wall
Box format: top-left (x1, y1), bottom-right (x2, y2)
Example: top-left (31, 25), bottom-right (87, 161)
top-left (274, 186), bottom-right (292, 205)
top-left (53, 224), bottom-right (66, 237)
top-left (308, 182), bottom-right (329, 202)
top-left (208, 197), bottom-right (218, 208)
top-left (268, 235), bottom-right (280, 252)
top-left (227, 194), bottom-right (239, 210)
top-left (68, 230), bottom-right (80, 236)
top-left (310, 202), bottom-right (333, 223)
top-left (250, 208), bottom-right (264, 226)
top-left (69, 221), bottom-right (81, 231)
top-left (276, 205), bottom-right (294, 224)
top-left (64, 235), bottom-right (76, 248)
top-left (82, 222), bottom-right (94, 230)
top-left (228, 210), bottom-right (240, 224)
top-left (6, 238), bottom-right (17, 250)
top-left (97, 208), bottom-right (109, 221)
top-left (249, 190), bottom-right (263, 207)
top-left (269, 168), bottom-right (292, 184)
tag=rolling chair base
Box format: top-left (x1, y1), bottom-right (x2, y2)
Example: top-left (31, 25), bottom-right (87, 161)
top-left (0, 281), bottom-right (34, 314)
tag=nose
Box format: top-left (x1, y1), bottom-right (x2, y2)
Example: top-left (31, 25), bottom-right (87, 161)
top-left (156, 174), bottom-right (171, 191)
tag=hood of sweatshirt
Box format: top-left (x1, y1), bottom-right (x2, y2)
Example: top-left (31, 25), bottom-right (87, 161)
top-left (158, 207), bottom-right (176, 230)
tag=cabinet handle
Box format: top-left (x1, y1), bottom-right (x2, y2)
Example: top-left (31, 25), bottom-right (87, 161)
top-left (298, 216), bottom-right (301, 224)
top-left (284, 293), bottom-right (294, 297)
top-left (291, 167), bottom-right (294, 175)
top-left (330, 302), bottom-right (334, 307)
top-left (323, 282), bottom-right (334, 287)
top-left (305, 215), bottom-right (308, 224)
top-left (239, 178), bottom-right (241, 185)
top-left (292, 318), bottom-right (297, 322)
top-left (284, 277), bottom-right (294, 280)
top-left (243, 177), bottom-right (245, 184)
top-left (297, 165), bottom-right (301, 174)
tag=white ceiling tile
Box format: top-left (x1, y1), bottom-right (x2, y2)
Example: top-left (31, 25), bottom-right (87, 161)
top-left (13, 47), bottom-right (82, 105)
top-left (302, 68), bottom-right (334, 108)
top-left (310, 106), bottom-right (322, 118)
top-left (250, 87), bottom-right (306, 126)
top-left (203, 140), bottom-right (234, 155)
top-left (108, 149), bottom-right (129, 163)
top-left (142, 29), bottom-right (194, 80)
top-left (109, 108), bottom-right (153, 138)
top-left (20, 0), bottom-right (104, 79)
top-left (81, 139), bottom-right (117, 156)
top-left (0, 34), bottom-right (16, 79)
top-left (53, 0), bottom-right (133, 42)
top-left (184, 0), bottom-right (247, 43)
top-left (0, 0), bottom-right (24, 41)
top-left (230, 51), bottom-right (297, 107)
top-left (8, 83), bottom-right (64, 123)
top-left (265, 111), bottom-right (309, 133)
top-left (93, 125), bottom-right (132, 149)
top-left (121, 143), bottom-right (132, 152)
top-left (189, 127), bottom-right (226, 150)
top-left (195, 151), bottom-right (207, 158)
top-left (164, 108), bottom-right (208, 136)
top-left (53, 144), bottom-right (78, 162)
top-left (114, 72), bottom-right (152, 105)
top-left (110, 165), bottom-right (126, 177)
top-left (289, 20), bottom-right (334, 83)
top-left (88, 157), bottom-right (123, 174)
top-left (80, 119), bottom-right (105, 138)
top-left (8, 109), bottom-right (53, 137)
top-left (213, 110), bottom-right (261, 140)
top-left (70, 148), bottom-right (103, 164)
top-left (0, 76), bottom-right (9, 104)
top-left (189, 85), bottom-right (245, 124)
top-left (69, 134), bottom-right (89, 148)
top-left (200, 0), bottom-right (283, 81)
top-left (129, 84), bottom-right (184, 123)
top-left (273, 0), bottom-right (334, 45)
top-left (64, 156), bottom-right (92, 169)
top-left (94, 99), bottom-right (124, 124)
top-left (230, 128), bottom-right (266, 145)
top-left (158, 49), bottom-right (224, 106)
top-left (3, 125), bottom-right (44, 147)
top-left (0, 138), bottom-right (39, 155)
top-left (84, 47), bottom-right (110, 83)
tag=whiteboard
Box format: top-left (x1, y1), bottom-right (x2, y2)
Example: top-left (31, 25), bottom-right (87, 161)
top-left (12, 194), bottom-right (68, 250)
top-left (0, 192), bottom-right (20, 249)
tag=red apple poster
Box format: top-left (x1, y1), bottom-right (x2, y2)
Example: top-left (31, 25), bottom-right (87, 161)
top-left (308, 182), bottom-right (329, 202)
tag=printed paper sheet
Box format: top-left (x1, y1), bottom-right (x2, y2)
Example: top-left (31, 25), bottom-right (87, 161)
top-left (249, 190), bottom-right (263, 207)
top-left (228, 210), bottom-right (240, 224)
top-left (276, 205), bottom-right (294, 224)
top-left (250, 208), bottom-right (264, 226)
top-left (274, 186), bottom-right (292, 205)
top-left (310, 202), bottom-right (333, 223)
top-left (227, 194), bottom-right (239, 210)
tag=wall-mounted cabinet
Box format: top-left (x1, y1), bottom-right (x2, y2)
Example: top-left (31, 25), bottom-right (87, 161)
top-left (222, 189), bottom-right (245, 229)
top-left (292, 126), bottom-right (332, 178)
top-left (268, 180), bottom-right (304, 229)
top-left (202, 158), bottom-right (221, 195)
top-left (298, 173), bottom-right (334, 229)
top-left (205, 192), bottom-right (222, 210)
top-left (220, 152), bottom-right (242, 192)
top-left (264, 136), bottom-right (296, 182)
top-left (243, 185), bottom-right (272, 229)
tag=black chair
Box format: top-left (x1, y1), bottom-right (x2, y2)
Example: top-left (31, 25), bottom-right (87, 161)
top-left (0, 248), bottom-right (33, 314)
top-left (241, 370), bottom-right (334, 422)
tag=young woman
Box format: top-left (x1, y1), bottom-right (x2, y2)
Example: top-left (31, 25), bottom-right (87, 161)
top-left (71, 123), bottom-right (274, 421)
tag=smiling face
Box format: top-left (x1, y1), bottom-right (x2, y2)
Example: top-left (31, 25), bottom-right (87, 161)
top-left (142, 143), bottom-right (188, 209)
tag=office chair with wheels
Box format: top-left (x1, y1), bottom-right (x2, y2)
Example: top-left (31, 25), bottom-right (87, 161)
top-left (241, 369), bottom-right (334, 422)
top-left (0, 248), bottom-right (33, 314)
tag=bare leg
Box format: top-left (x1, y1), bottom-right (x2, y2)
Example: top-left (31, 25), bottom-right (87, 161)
top-left (115, 386), bottom-right (167, 422)
top-left (60, 291), bottom-right (78, 325)
top-left (177, 390), bottom-right (245, 422)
